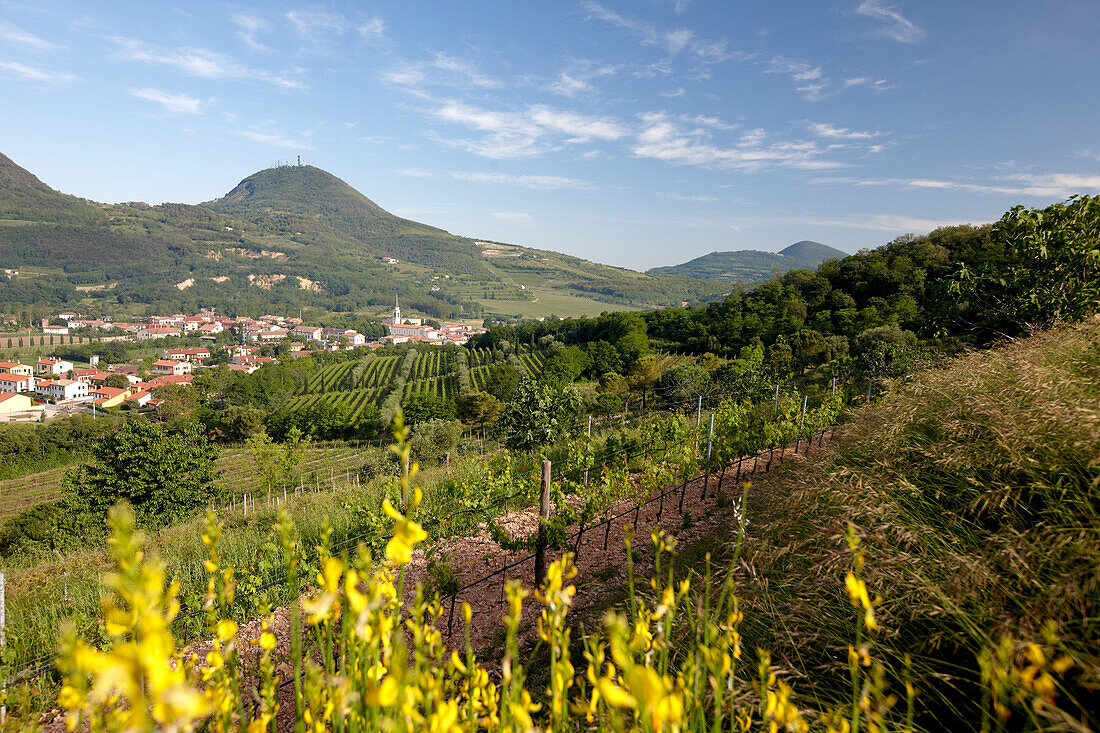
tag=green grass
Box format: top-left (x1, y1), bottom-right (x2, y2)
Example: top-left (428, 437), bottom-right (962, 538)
top-left (731, 322), bottom-right (1100, 728)
top-left (476, 287), bottom-right (639, 318)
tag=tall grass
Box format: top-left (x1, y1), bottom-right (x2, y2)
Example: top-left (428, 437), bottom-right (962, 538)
top-left (734, 322), bottom-right (1100, 729)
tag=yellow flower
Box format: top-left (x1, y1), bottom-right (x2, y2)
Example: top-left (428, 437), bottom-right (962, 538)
top-left (383, 498), bottom-right (428, 565)
top-left (217, 619), bottom-right (237, 642)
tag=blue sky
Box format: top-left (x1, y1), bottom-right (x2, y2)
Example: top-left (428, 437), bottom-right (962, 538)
top-left (1, 0), bottom-right (1098, 270)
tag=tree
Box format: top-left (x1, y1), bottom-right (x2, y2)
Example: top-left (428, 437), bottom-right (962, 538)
top-left (62, 421), bottom-right (219, 529)
top-left (246, 429), bottom-right (282, 496)
top-left (455, 390), bottom-right (501, 429)
top-left (540, 346), bottom-right (590, 385)
top-left (501, 379), bottom-right (581, 454)
top-left (104, 373), bottom-right (130, 389)
top-left (852, 325), bottom-right (918, 380)
top-left (216, 405), bottom-right (266, 442)
top-left (627, 355), bottom-right (660, 410)
top-left (483, 363), bottom-right (520, 402)
top-left (953, 196), bottom-right (1100, 335)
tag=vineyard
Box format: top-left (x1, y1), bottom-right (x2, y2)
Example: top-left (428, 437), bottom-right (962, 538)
top-left (300, 355), bottom-right (402, 394)
top-left (0, 440), bottom-right (381, 520)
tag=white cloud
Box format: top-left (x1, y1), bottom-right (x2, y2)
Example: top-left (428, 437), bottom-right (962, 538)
top-left (632, 112), bottom-right (842, 171)
top-left (233, 14), bottom-right (269, 52)
top-left (812, 172), bottom-right (1100, 198)
top-left (384, 52), bottom-right (502, 92)
top-left (398, 168), bottom-right (593, 190)
top-left (358, 18), bottom-right (386, 39)
top-left (547, 60), bottom-right (617, 97)
top-left (0, 20), bottom-right (56, 50)
top-left (766, 55), bottom-right (830, 101)
top-left (491, 212), bottom-right (535, 225)
top-left (428, 100), bottom-right (627, 159)
top-left (0, 60), bottom-right (75, 83)
top-left (549, 72), bottom-right (590, 96)
top-left (581, 1), bottom-right (729, 59)
top-left (239, 129), bottom-right (314, 149)
top-left (114, 38), bottom-right (306, 90)
top-left (527, 105), bottom-right (627, 141)
top-left (453, 171), bottom-right (594, 190)
top-left (285, 10), bottom-right (344, 41)
top-left (855, 0), bottom-right (925, 43)
top-left (130, 87), bottom-right (201, 114)
top-left (658, 193), bottom-right (719, 202)
top-left (807, 122), bottom-right (884, 140)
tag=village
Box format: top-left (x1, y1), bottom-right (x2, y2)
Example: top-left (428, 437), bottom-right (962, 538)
top-left (0, 298), bottom-right (484, 421)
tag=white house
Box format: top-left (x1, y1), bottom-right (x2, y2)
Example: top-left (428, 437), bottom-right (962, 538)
top-left (0, 361), bottom-right (33, 377)
top-left (151, 359), bottom-right (192, 376)
top-left (35, 378), bottom-right (87, 402)
top-left (0, 372), bottom-right (34, 392)
top-left (136, 327), bottom-right (182, 340)
top-left (35, 358), bottom-right (74, 376)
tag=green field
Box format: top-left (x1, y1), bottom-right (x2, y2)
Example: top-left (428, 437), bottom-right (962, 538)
top-left (476, 287), bottom-right (639, 318)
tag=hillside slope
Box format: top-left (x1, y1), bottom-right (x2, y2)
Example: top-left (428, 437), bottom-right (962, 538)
top-left (647, 239), bottom-right (847, 284)
top-left (735, 323), bottom-right (1099, 727)
top-left (0, 155), bottom-right (727, 318)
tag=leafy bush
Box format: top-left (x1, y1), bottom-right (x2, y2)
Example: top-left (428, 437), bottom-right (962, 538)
top-left (62, 421), bottom-right (221, 530)
top-left (409, 419), bottom-right (462, 466)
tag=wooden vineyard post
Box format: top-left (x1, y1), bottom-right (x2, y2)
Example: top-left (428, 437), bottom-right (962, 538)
top-left (534, 459), bottom-right (551, 588)
top-left (604, 513), bottom-right (612, 550)
top-left (584, 417), bottom-right (591, 487)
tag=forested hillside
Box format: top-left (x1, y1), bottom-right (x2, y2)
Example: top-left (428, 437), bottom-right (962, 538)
top-left (647, 239), bottom-right (847, 284)
top-left (476, 196), bottom-right (1100, 383)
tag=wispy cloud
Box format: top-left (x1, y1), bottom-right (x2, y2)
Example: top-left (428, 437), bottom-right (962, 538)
top-left (582, 1), bottom-right (734, 61)
top-left (658, 192), bottom-right (718, 202)
top-left (428, 100), bottom-right (627, 159)
top-left (632, 112), bottom-right (842, 171)
top-left (233, 14), bottom-right (270, 52)
top-left (285, 10), bottom-right (344, 43)
top-left (855, 0), bottom-right (925, 43)
top-left (765, 55), bottom-right (830, 101)
top-left (399, 168), bottom-right (594, 190)
top-left (547, 60), bottom-right (617, 97)
top-left (807, 122), bottom-right (884, 140)
top-left (239, 129), bottom-right (314, 149)
top-left (812, 172), bottom-right (1100, 198)
top-left (491, 211), bottom-right (536, 225)
top-left (358, 17), bottom-right (386, 39)
top-left (114, 37), bottom-right (306, 90)
top-left (130, 87), bottom-right (201, 114)
top-left (0, 59), bottom-right (75, 83)
top-left (384, 52), bottom-right (501, 92)
top-left (0, 19), bottom-right (56, 50)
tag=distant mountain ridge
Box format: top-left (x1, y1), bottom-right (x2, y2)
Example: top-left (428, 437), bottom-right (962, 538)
top-left (647, 240), bottom-right (848, 284)
top-left (0, 153), bottom-right (729, 318)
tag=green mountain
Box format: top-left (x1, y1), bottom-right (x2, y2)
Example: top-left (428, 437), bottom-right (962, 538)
top-left (646, 240), bottom-right (848, 284)
top-left (0, 155), bottom-right (728, 320)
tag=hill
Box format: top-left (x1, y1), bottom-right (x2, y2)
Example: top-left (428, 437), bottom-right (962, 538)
top-left (646, 239), bottom-right (847, 284)
top-left (0, 155), bottom-right (728, 320)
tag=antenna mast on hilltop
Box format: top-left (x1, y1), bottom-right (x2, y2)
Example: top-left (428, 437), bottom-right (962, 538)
top-left (297, 155), bottom-right (302, 166)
